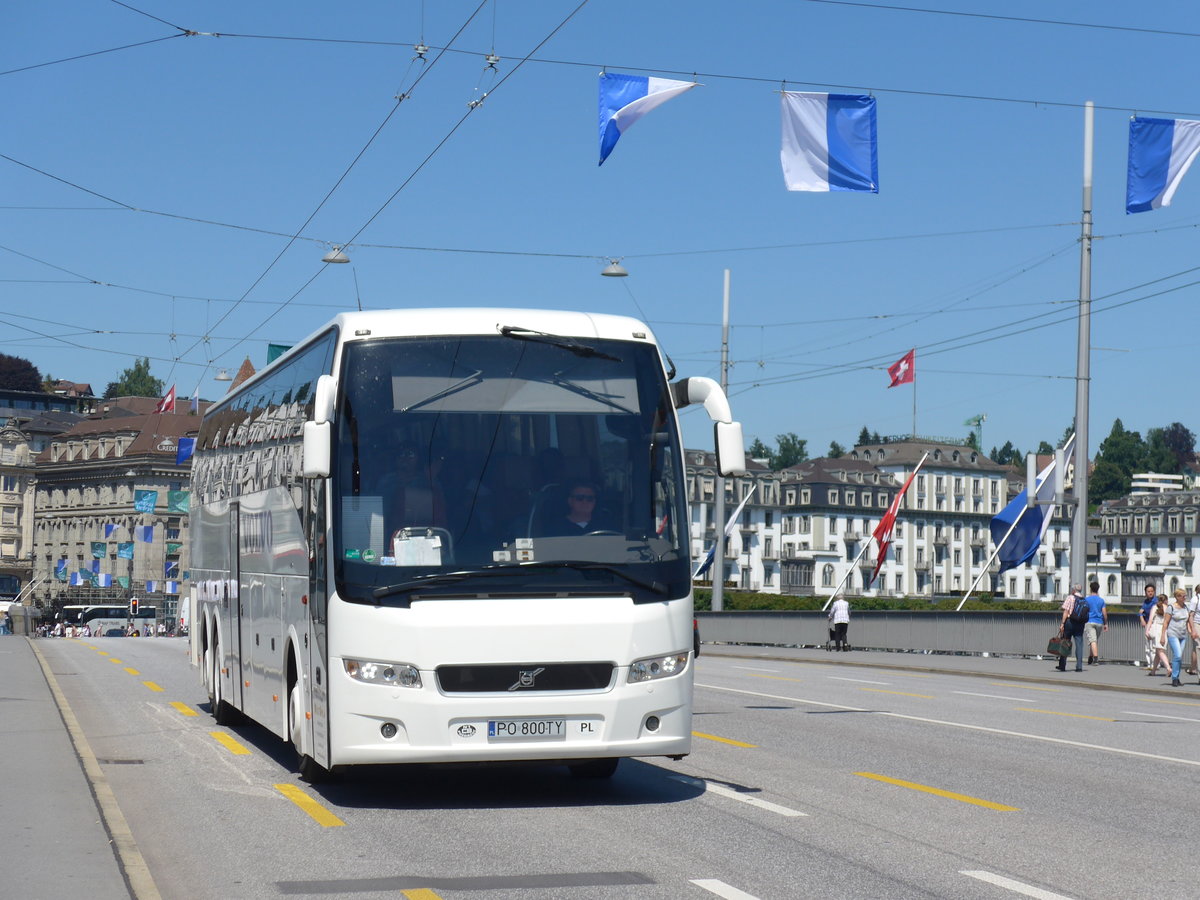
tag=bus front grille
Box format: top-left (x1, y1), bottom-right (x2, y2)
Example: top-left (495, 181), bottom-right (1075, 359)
top-left (436, 662), bottom-right (615, 693)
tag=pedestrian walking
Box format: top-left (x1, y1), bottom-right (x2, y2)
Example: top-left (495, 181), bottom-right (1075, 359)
top-left (1083, 581), bottom-right (1108, 665)
top-left (1145, 596), bottom-right (1171, 676)
top-left (1186, 584), bottom-right (1200, 676)
top-left (1189, 590), bottom-right (1200, 686)
top-left (828, 596), bottom-right (851, 652)
top-left (1162, 589), bottom-right (1190, 686)
top-left (1140, 584), bottom-right (1158, 669)
top-left (1056, 586), bottom-right (1086, 672)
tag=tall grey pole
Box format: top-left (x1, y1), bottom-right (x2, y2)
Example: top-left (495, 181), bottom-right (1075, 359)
top-left (1070, 102), bottom-right (1093, 591)
top-left (712, 269), bottom-right (731, 612)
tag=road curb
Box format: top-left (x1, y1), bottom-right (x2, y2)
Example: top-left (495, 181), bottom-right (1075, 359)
top-left (29, 638), bottom-right (163, 900)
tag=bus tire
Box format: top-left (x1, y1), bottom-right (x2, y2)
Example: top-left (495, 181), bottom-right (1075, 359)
top-left (568, 757), bottom-right (619, 779)
top-left (212, 639), bottom-right (239, 726)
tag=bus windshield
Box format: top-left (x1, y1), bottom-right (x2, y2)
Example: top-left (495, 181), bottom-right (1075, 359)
top-left (332, 333), bottom-right (689, 605)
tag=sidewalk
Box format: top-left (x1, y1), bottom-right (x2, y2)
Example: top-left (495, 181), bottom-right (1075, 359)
top-left (0, 636), bottom-right (133, 900)
top-left (701, 641), bottom-right (1200, 697)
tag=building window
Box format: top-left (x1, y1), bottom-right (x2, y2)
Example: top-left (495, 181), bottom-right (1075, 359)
top-left (846, 491), bottom-right (856, 506)
top-left (953, 549), bottom-right (961, 566)
top-left (822, 564), bottom-right (835, 587)
top-left (765, 510), bottom-right (774, 528)
top-left (0, 475), bottom-right (17, 492)
top-left (828, 489), bottom-right (839, 504)
top-left (829, 517), bottom-right (838, 534)
top-left (894, 574), bottom-right (902, 592)
top-left (916, 523), bottom-right (925, 538)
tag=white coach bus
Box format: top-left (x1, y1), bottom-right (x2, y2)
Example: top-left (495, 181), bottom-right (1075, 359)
top-left (190, 308), bottom-right (744, 780)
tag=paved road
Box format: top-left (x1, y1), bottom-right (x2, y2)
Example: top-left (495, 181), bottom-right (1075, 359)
top-left (8, 634), bottom-right (1200, 899)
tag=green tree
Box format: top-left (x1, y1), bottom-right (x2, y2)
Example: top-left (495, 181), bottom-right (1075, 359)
top-left (989, 441), bottom-right (1022, 466)
top-left (1036, 440), bottom-right (1054, 455)
top-left (1160, 422), bottom-right (1196, 466)
top-left (104, 357), bottom-right (163, 399)
top-left (964, 431), bottom-right (979, 451)
top-left (828, 440), bottom-right (846, 459)
top-left (857, 426), bottom-right (872, 446)
top-left (0, 353), bottom-right (42, 391)
top-left (1096, 418), bottom-right (1146, 476)
top-left (773, 432), bottom-right (808, 469)
top-left (748, 437), bottom-right (772, 463)
top-left (1089, 459), bottom-right (1130, 503)
top-left (1145, 428), bottom-right (1178, 473)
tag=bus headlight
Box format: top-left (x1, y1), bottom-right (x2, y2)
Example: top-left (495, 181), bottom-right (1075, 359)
top-left (343, 658), bottom-right (422, 688)
top-left (629, 652), bottom-right (688, 684)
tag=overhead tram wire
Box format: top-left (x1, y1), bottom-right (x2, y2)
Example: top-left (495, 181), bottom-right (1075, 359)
top-left (173, 0), bottom-right (494, 369)
top-left (209, 1), bottom-right (594, 368)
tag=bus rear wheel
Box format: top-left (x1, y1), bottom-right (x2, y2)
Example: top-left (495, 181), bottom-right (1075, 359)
top-left (211, 639), bottom-right (239, 726)
top-left (568, 757), bottom-right (619, 778)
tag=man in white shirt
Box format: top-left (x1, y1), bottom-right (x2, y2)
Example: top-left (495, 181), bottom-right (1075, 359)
top-left (828, 596), bottom-right (851, 652)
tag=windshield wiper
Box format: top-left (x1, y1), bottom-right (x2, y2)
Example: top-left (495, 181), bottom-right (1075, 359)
top-left (373, 568), bottom-right (502, 601)
top-left (511, 560), bottom-right (668, 596)
top-left (498, 325), bottom-right (623, 362)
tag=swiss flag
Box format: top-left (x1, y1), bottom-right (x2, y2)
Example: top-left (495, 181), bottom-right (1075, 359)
top-left (154, 385), bottom-right (176, 414)
top-left (887, 349), bottom-right (915, 388)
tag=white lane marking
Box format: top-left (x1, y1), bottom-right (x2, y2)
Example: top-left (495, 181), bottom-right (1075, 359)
top-left (670, 775), bottom-right (807, 817)
top-left (733, 666), bottom-right (779, 672)
top-left (695, 682), bottom-right (1200, 768)
top-left (829, 676), bottom-right (890, 685)
top-left (690, 878), bottom-right (761, 899)
top-left (954, 691), bottom-right (1034, 702)
top-left (1121, 710), bottom-right (1200, 723)
top-left (960, 869), bottom-right (1076, 899)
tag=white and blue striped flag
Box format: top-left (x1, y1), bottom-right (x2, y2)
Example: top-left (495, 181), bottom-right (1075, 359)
top-left (599, 72), bottom-right (697, 165)
top-left (780, 92), bottom-right (878, 193)
top-left (694, 485), bottom-right (757, 579)
top-left (1127, 116), bottom-right (1200, 213)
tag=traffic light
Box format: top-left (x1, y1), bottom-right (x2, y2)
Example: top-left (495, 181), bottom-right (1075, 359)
top-left (129, 598), bottom-right (139, 616)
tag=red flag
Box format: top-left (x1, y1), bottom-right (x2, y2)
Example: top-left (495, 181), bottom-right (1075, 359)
top-left (887, 349), bottom-right (915, 388)
top-left (868, 453), bottom-right (927, 586)
top-left (154, 384), bottom-right (176, 414)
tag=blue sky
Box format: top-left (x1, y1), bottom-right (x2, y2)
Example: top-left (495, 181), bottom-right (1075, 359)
top-left (6, 1), bottom-right (1200, 458)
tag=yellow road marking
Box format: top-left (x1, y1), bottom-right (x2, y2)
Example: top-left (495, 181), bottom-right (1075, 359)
top-left (692, 731), bottom-right (758, 748)
top-left (124, 667), bottom-right (140, 676)
top-left (143, 681), bottom-right (164, 693)
top-left (169, 701), bottom-right (199, 717)
top-left (95, 650), bottom-right (109, 656)
top-left (209, 732), bottom-right (251, 756)
top-left (855, 772), bottom-right (1018, 811)
top-left (861, 688), bottom-right (934, 699)
top-left (750, 673), bottom-right (803, 683)
top-left (988, 681), bottom-right (1058, 692)
top-left (109, 658), bottom-right (123, 664)
top-left (274, 783), bottom-right (345, 827)
top-left (402, 891), bottom-right (444, 900)
top-left (1138, 697), bottom-right (1200, 708)
top-left (890, 672), bottom-right (933, 679)
top-left (1015, 707), bottom-right (1114, 722)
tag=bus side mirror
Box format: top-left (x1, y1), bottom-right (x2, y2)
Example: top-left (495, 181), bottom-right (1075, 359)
top-left (302, 421), bottom-right (331, 478)
top-left (312, 374), bottom-right (336, 425)
top-left (715, 421), bottom-right (746, 476)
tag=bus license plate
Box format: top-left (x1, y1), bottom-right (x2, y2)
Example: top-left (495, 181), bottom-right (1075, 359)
top-left (487, 718), bottom-right (566, 741)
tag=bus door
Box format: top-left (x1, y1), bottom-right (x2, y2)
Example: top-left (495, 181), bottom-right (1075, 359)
top-left (229, 501), bottom-right (245, 710)
top-left (305, 479), bottom-right (330, 769)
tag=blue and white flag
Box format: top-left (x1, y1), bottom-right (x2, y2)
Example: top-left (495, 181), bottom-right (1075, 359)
top-left (176, 437), bottom-right (196, 465)
top-left (96, 573), bottom-right (113, 588)
top-left (165, 581), bottom-right (179, 595)
top-left (1127, 117), bottom-right (1200, 213)
top-left (694, 485), bottom-right (757, 579)
top-left (780, 92), bottom-right (878, 193)
top-left (134, 525), bottom-right (154, 543)
top-left (69, 571), bottom-right (84, 586)
top-left (145, 580), bottom-right (158, 593)
top-left (104, 523), bottom-right (118, 538)
top-left (598, 72), bottom-right (697, 165)
top-left (990, 436), bottom-right (1074, 574)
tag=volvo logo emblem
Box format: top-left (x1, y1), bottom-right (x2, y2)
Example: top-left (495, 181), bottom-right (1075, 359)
top-left (507, 667), bottom-right (546, 691)
top-left (457, 724), bottom-right (476, 738)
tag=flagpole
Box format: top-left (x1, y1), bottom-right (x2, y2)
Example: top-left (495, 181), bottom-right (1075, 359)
top-left (912, 377), bottom-right (917, 438)
top-left (1070, 102), bottom-right (1094, 592)
top-left (957, 512), bottom-right (1027, 611)
top-left (823, 537), bottom-right (875, 611)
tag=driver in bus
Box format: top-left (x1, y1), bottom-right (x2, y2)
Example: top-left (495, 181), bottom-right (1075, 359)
top-left (538, 479), bottom-right (615, 536)
top-left (382, 441), bottom-right (447, 538)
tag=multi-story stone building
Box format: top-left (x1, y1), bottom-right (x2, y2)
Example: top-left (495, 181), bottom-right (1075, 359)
top-left (1095, 484), bottom-right (1199, 601)
top-left (30, 398), bottom-right (203, 625)
top-left (0, 388), bottom-right (84, 598)
top-left (687, 437), bottom-right (1074, 600)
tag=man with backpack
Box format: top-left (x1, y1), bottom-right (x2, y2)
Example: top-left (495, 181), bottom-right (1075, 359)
top-left (1056, 584), bottom-right (1088, 672)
